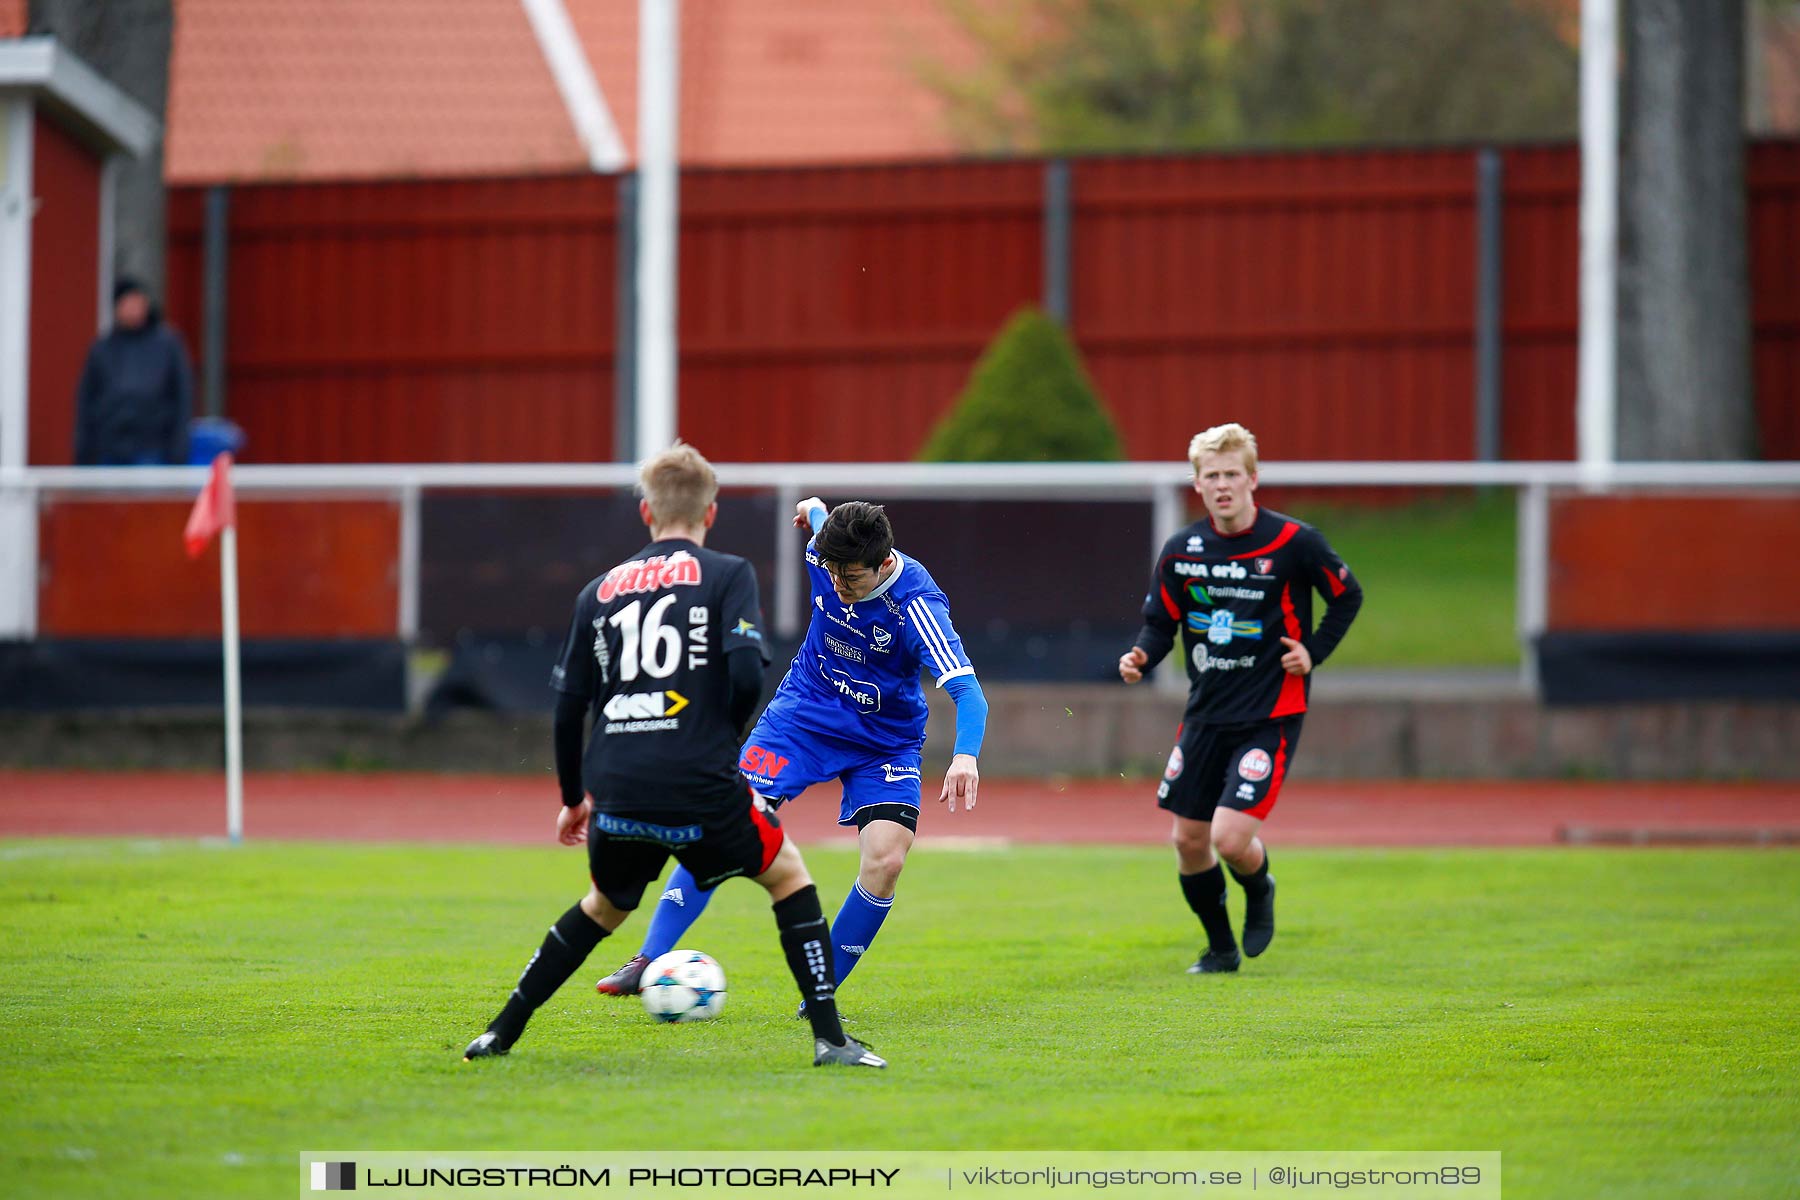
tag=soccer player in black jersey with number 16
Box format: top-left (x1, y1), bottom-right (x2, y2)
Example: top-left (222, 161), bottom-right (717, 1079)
top-left (1120, 423), bottom-right (1363, 974)
top-left (462, 442), bottom-right (884, 1068)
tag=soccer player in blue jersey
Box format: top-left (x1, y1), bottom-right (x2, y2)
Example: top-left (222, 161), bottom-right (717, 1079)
top-left (594, 496), bottom-right (989, 1004)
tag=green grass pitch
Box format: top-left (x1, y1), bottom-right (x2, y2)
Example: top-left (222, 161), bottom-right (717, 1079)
top-left (3, 839), bottom-right (1795, 1198)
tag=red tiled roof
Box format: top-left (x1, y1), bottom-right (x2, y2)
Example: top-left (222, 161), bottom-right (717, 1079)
top-left (167, 0), bottom-right (585, 183)
top-left (572, 0), bottom-right (973, 166)
top-left (1766, 17), bottom-right (1800, 130)
top-left (166, 0), bottom-right (971, 184)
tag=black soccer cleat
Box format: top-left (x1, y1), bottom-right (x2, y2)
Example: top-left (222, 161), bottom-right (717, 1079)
top-left (594, 953), bottom-right (652, 996)
top-left (1242, 876), bottom-right (1276, 958)
top-left (462, 1030), bottom-right (510, 1060)
top-left (814, 1036), bottom-right (887, 1068)
top-left (1187, 948), bottom-right (1241, 974)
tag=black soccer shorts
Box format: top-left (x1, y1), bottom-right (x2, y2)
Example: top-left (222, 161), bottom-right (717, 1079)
top-left (585, 782), bottom-right (785, 911)
top-left (1156, 715), bottom-right (1304, 823)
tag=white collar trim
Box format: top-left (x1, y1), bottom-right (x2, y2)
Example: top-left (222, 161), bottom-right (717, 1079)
top-left (862, 551), bottom-right (906, 604)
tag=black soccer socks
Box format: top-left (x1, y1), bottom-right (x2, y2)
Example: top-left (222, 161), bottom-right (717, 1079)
top-left (1232, 851), bottom-right (1275, 958)
top-left (489, 902), bottom-right (610, 1047)
top-left (1229, 849), bottom-right (1271, 898)
top-left (1179, 864), bottom-right (1238, 956)
top-left (773, 885), bottom-right (848, 1047)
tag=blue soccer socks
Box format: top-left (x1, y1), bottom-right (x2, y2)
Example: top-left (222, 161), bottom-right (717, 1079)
top-left (829, 882), bottom-right (895, 987)
top-left (639, 865), bottom-right (714, 960)
top-left (642, 872), bottom-right (894, 1000)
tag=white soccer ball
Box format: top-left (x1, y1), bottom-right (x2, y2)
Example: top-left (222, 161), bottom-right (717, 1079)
top-left (639, 949), bottom-right (728, 1023)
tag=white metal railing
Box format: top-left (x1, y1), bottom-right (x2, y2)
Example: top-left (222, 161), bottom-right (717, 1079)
top-left (6, 460), bottom-right (1800, 690)
top-left (16, 458), bottom-right (1800, 492)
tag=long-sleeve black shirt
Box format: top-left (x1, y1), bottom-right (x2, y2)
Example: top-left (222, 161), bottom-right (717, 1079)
top-left (548, 539), bottom-right (772, 812)
top-left (74, 318), bottom-right (194, 466)
top-left (1133, 507), bottom-right (1363, 724)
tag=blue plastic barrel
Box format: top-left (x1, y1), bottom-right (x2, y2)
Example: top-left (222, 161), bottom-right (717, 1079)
top-left (187, 417), bottom-right (246, 465)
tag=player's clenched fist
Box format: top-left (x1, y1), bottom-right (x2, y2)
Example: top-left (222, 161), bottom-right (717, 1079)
top-left (1279, 636), bottom-right (1313, 676)
top-left (1118, 646), bottom-right (1149, 684)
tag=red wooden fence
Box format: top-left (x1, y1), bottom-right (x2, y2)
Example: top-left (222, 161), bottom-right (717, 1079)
top-left (168, 176), bottom-right (620, 463)
top-left (154, 142), bottom-right (1799, 466)
top-left (1073, 148), bottom-right (1480, 461)
top-left (29, 114), bottom-right (100, 468)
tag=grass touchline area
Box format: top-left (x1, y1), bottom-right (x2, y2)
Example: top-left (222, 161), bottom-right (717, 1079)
top-left (4, 839), bottom-right (1796, 1198)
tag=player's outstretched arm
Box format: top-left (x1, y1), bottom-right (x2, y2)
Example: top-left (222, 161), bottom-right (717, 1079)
top-left (939, 672), bottom-right (987, 812)
top-left (794, 496), bottom-right (827, 531)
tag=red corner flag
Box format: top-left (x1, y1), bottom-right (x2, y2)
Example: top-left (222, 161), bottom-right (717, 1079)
top-left (184, 453), bottom-right (237, 559)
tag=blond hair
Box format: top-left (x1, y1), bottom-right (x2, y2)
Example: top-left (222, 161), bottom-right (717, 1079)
top-left (1188, 423), bottom-right (1259, 475)
top-left (638, 441), bottom-right (718, 529)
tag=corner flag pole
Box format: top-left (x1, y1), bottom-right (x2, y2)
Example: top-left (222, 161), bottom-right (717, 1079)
top-left (220, 518), bottom-right (244, 845)
top-left (184, 452), bottom-right (242, 844)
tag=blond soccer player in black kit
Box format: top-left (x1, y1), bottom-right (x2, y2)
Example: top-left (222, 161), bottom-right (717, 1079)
top-left (1120, 423), bottom-right (1363, 974)
top-left (462, 442), bottom-right (884, 1067)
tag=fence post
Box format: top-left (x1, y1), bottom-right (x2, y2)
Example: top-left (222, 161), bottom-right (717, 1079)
top-left (1043, 159), bottom-right (1072, 324)
top-left (775, 483), bottom-right (802, 640)
top-left (1475, 149), bottom-right (1504, 462)
top-left (1516, 478), bottom-right (1549, 695)
top-left (398, 479), bottom-right (420, 643)
top-left (202, 185), bottom-right (230, 419)
top-left (0, 484), bottom-right (35, 639)
top-left (614, 171), bottom-right (639, 463)
top-left (1152, 479), bottom-right (1186, 697)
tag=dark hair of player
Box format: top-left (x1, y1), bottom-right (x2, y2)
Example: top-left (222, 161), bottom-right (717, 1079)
top-left (815, 501), bottom-right (894, 571)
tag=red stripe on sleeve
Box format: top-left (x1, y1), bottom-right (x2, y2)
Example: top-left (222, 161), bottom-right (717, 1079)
top-left (1321, 566), bottom-right (1346, 597)
top-left (1159, 580), bottom-right (1181, 620)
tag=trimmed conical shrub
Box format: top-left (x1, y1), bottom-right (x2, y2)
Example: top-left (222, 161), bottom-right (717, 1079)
top-left (918, 307), bottom-right (1125, 462)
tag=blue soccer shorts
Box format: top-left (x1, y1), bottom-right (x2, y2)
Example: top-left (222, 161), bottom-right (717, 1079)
top-left (737, 715), bottom-right (924, 828)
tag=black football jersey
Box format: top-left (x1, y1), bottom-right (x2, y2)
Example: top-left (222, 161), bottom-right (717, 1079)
top-left (1135, 507), bottom-right (1363, 724)
top-left (551, 538), bottom-right (770, 812)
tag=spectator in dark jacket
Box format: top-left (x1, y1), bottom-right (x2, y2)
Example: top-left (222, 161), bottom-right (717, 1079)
top-left (74, 278), bottom-right (194, 466)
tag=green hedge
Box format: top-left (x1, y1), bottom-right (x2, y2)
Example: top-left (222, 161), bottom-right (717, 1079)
top-left (918, 307), bottom-right (1124, 462)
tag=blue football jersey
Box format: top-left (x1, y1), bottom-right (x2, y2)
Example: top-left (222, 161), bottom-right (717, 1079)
top-left (759, 540), bottom-right (974, 753)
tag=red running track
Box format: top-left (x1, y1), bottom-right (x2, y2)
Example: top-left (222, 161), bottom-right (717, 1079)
top-left (3, 772), bottom-right (1797, 846)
